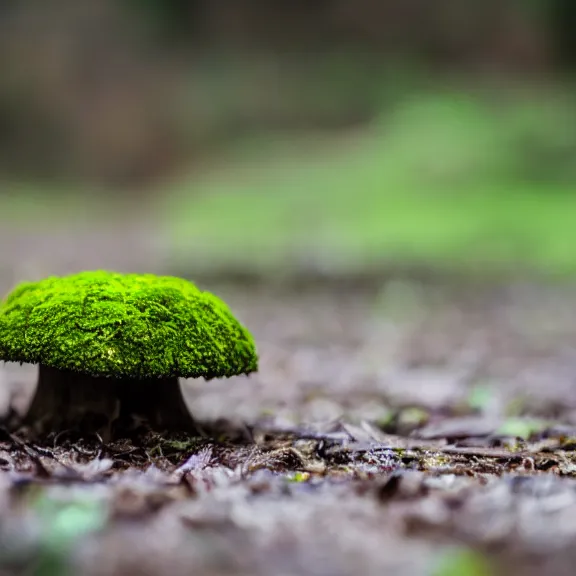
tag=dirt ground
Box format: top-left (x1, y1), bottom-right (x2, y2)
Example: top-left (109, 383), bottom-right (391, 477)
top-left (3, 238), bottom-right (576, 574)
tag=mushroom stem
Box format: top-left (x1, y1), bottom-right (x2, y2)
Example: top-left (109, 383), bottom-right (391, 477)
top-left (22, 365), bottom-right (197, 440)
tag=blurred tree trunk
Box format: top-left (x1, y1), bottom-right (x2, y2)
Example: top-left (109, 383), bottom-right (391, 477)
top-left (550, 0), bottom-right (576, 70)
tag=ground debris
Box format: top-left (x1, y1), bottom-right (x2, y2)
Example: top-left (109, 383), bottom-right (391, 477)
top-left (3, 280), bottom-right (576, 574)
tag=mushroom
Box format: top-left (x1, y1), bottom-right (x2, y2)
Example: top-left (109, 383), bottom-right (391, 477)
top-left (0, 271), bottom-right (258, 439)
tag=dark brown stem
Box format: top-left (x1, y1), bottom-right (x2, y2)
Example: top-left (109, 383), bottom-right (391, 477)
top-left (22, 365), bottom-right (197, 440)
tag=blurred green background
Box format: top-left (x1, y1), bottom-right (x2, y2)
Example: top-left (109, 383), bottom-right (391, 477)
top-left (1, 0), bottom-right (576, 282)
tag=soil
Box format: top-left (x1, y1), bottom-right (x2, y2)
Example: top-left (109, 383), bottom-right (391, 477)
top-left (2, 271), bottom-right (576, 575)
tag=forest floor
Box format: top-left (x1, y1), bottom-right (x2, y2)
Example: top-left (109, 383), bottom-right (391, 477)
top-left (2, 275), bottom-right (576, 575)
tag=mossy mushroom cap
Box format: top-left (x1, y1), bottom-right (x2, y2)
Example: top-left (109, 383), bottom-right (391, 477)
top-left (0, 271), bottom-right (258, 379)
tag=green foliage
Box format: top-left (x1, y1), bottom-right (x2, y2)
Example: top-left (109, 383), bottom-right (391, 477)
top-left (33, 491), bottom-right (107, 546)
top-left (432, 547), bottom-right (493, 576)
top-left (31, 491), bottom-right (107, 576)
top-left (496, 417), bottom-right (550, 440)
top-left (162, 89), bottom-right (576, 278)
top-left (0, 271), bottom-right (258, 379)
top-left (286, 471), bottom-right (310, 483)
top-left (466, 384), bottom-right (495, 413)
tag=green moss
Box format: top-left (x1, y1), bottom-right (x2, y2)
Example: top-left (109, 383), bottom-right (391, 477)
top-left (0, 271), bottom-right (258, 379)
top-left (160, 437), bottom-right (201, 452)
